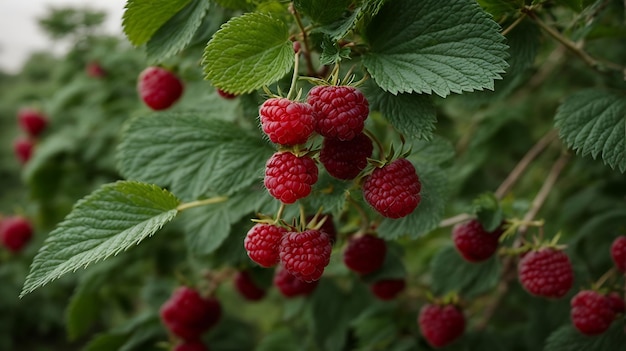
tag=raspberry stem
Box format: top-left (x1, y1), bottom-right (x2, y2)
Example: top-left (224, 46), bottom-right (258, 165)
top-left (275, 203), bottom-right (286, 223)
top-left (347, 195), bottom-right (370, 234)
top-left (592, 267), bottom-right (617, 291)
top-left (176, 196), bottom-right (228, 212)
top-left (286, 50), bottom-right (300, 101)
top-left (289, 3), bottom-right (316, 77)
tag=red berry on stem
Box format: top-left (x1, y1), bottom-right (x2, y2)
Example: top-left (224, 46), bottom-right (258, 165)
top-left (279, 229), bottom-right (332, 282)
top-left (0, 216), bottom-right (33, 253)
top-left (259, 98), bottom-right (315, 146)
top-left (320, 133), bottom-right (373, 180)
top-left (610, 236), bottom-right (626, 273)
top-left (418, 304), bottom-right (465, 348)
top-left (137, 66), bottom-right (184, 110)
top-left (86, 61), bottom-right (106, 78)
top-left (244, 223), bottom-right (287, 267)
top-left (264, 152), bottom-right (318, 204)
top-left (274, 266), bottom-right (319, 297)
top-left (308, 213), bottom-right (337, 244)
top-left (518, 248), bottom-right (573, 298)
top-left (343, 234), bottom-right (386, 275)
top-left (370, 279), bottom-right (406, 300)
top-left (13, 137), bottom-right (34, 165)
top-left (363, 158), bottom-right (421, 219)
top-left (17, 108), bottom-right (47, 137)
top-left (160, 287), bottom-right (221, 340)
top-left (234, 271), bottom-right (266, 301)
top-left (452, 220), bottom-right (504, 262)
top-left (174, 340), bottom-right (209, 351)
top-left (307, 85), bottom-right (369, 141)
top-left (570, 290), bottom-right (617, 335)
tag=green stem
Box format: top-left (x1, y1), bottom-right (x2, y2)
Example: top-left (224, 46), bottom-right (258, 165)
top-left (290, 3), bottom-right (316, 77)
top-left (176, 196), bottom-right (228, 212)
top-left (286, 51), bottom-right (300, 101)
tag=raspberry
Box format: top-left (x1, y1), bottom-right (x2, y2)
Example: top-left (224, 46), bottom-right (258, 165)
top-left (264, 152), bottom-right (318, 204)
top-left (244, 223), bottom-right (287, 267)
top-left (610, 236), bottom-right (626, 273)
top-left (570, 290), bottom-right (617, 335)
top-left (160, 287), bottom-right (221, 340)
top-left (217, 88), bottom-right (236, 99)
top-left (363, 158), bottom-right (421, 219)
top-left (606, 292), bottom-right (625, 314)
top-left (13, 137), bottom-right (34, 165)
top-left (518, 248), bottom-right (573, 298)
top-left (370, 279), bottom-right (406, 300)
top-left (320, 133), bottom-right (373, 180)
top-left (174, 340), bottom-right (209, 351)
top-left (17, 107), bottom-right (47, 137)
top-left (274, 266), bottom-right (319, 297)
top-left (343, 234), bottom-right (386, 275)
top-left (279, 229), bottom-right (332, 282)
top-left (0, 216), bottom-right (33, 253)
top-left (307, 85), bottom-right (369, 141)
top-left (418, 304), bottom-right (465, 348)
top-left (452, 220), bottom-right (504, 262)
top-left (307, 214), bottom-right (337, 244)
top-left (234, 271), bottom-right (266, 301)
top-left (137, 66), bottom-right (184, 110)
top-left (260, 98), bottom-right (315, 146)
top-left (86, 61), bottom-right (106, 78)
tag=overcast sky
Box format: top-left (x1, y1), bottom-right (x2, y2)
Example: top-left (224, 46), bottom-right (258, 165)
top-left (0, 0), bottom-right (126, 73)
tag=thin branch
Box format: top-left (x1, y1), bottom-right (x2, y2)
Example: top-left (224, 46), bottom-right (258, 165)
top-left (176, 196), bottom-right (228, 212)
top-left (438, 213), bottom-right (473, 228)
top-left (290, 3), bottom-right (316, 77)
top-left (501, 13), bottom-right (526, 36)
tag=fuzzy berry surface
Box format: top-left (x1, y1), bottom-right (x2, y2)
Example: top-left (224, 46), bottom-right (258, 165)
top-left (343, 234), bottom-right (387, 275)
top-left (610, 236), bottom-right (626, 273)
top-left (260, 98), bottom-right (315, 146)
top-left (274, 266), bottom-right (319, 297)
top-left (518, 248), bottom-right (573, 298)
top-left (0, 216), bottom-right (33, 253)
top-left (160, 287), bottom-right (221, 340)
top-left (279, 229), bottom-right (332, 282)
top-left (363, 158), bottom-right (421, 219)
top-left (137, 66), bottom-right (184, 110)
top-left (320, 133), bottom-right (373, 180)
top-left (370, 279), bottom-right (406, 300)
top-left (570, 290), bottom-right (617, 335)
top-left (307, 85), bottom-right (369, 141)
top-left (452, 220), bottom-right (504, 262)
top-left (174, 340), bottom-right (209, 351)
top-left (606, 292), bottom-right (625, 314)
top-left (264, 152), bottom-right (318, 204)
top-left (234, 271), bottom-right (266, 301)
top-left (13, 137), bottom-right (34, 165)
top-left (418, 304), bottom-right (465, 348)
top-left (244, 223), bottom-right (287, 267)
top-left (17, 108), bottom-right (47, 137)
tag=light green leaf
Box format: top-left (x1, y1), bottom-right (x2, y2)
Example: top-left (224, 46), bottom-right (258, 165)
top-left (555, 89), bottom-right (626, 172)
top-left (145, 0), bottom-right (211, 63)
top-left (21, 181), bottom-right (180, 297)
top-left (122, 0), bottom-right (192, 46)
top-left (363, 0), bottom-right (509, 97)
top-left (117, 112), bottom-right (274, 200)
top-left (544, 323), bottom-right (626, 351)
top-left (202, 12), bottom-right (293, 94)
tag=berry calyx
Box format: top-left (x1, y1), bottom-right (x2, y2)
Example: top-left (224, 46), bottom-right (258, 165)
top-left (570, 290), bottom-right (617, 335)
top-left (259, 97), bottom-right (315, 146)
top-left (307, 85), bottom-right (369, 141)
top-left (418, 303), bottom-right (465, 348)
top-left (363, 158), bottom-right (421, 219)
top-left (518, 248), bottom-right (573, 298)
top-left (137, 66), bottom-right (184, 110)
top-left (17, 107), bottom-right (48, 137)
top-left (343, 234), bottom-right (387, 275)
top-left (174, 340), bottom-right (209, 351)
top-left (244, 223), bottom-right (287, 267)
top-left (319, 133), bottom-right (373, 180)
top-left (0, 216), bottom-right (33, 253)
top-left (370, 279), bottom-right (406, 300)
top-left (279, 229), bottom-right (332, 282)
top-left (13, 137), bottom-right (34, 165)
top-left (160, 287), bottom-right (221, 340)
top-left (264, 151), bottom-right (318, 204)
top-left (234, 271), bottom-right (266, 301)
top-left (274, 266), bottom-right (319, 297)
top-left (610, 236), bottom-right (626, 273)
top-left (452, 220), bottom-right (504, 262)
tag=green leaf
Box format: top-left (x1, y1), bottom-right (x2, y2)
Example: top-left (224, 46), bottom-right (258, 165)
top-left (544, 323), bottom-right (626, 351)
top-left (555, 89), bottom-right (626, 173)
top-left (66, 289), bottom-right (100, 340)
top-left (430, 246), bottom-right (501, 298)
top-left (117, 112), bottom-right (274, 200)
top-left (409, 136), bottom-right (456, 166)
top-left (303, 172), bottom-right (350, 216)
top-left (477, 0), bottom-right (522, 17)
top-left (202, 12), bottom-right (293, 94)
top-left (314, 0), bottom-right (386, 40)
top-left (257, 328), bottom-right (301, 351)
top-left (294, 0), bottom-right (352, 24)
top-left (145, 0), bottom-right (211, 63)
top-left (473, 192), bottom-right (503, 232)
top-left (363, 0), bottom-right (509, 97)
top-left (122, 0), bottom-right (192, 46)
top-left (83, 333), bottom-right (129, 351)
top-left (21, 181), bottom-right (180, 297)
top-left (319, 38), bottom-right (351, 65)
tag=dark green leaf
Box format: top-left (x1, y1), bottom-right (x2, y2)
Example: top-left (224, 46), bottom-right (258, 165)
top-left (544, 323), bottom-right (626, 351)
top-left (294, 0), bottom-right (352, 24)
top-left (313, 0), bottom-right (386, 40)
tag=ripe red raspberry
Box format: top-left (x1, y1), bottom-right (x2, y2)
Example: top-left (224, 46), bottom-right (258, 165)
top-left (160, 287), bottom-right (221, 340)
top-left (606, 292), bottom-right (625, 314)
top-left (234, 271), bottom-right (266, 301)
top-left (244, 223), bottom-right (287, 267)
top-left (370, 279), bottom-right (406, 300)
top-left (137, 66), bottom-right (184, 110)
top-left (570, 290), bottom-right (617, 335)
top-left (279, 229), bottom-right (332, 282)
top-left (85, 61), bottom-right (106, 78)
top-left (343, 234), bottom-right (386, 275)
top-left (452, 220), bottom-right (504, 262)
top-left (216, 88), bottom-right (236, 99)
top-left (307, 85), bottom-right (369, 141)
top-left (17, 108), bottom-right (48, 137)
top-left (0, 216), bottom-right (33, 253)
top-left (518, 248), bottom-right (573, 298)
top-left (174, 340), bottom-right (209, 351)
top-left (320, 133), bottom-right (373, 180)
top-left (418, 304), bottom-right (465, 348)
top-left (13, 137), bottom-right (34, 165)
top-left (274, 266), bottom-right (319, 297)
top-left (610, 236), bottom-right (626, 273)
top-left (363, 158), bottom-right (421, 219)
top-left (259, 98), bottom-right (315, 146)
top-left (264, 152), bottom-right (318, 204)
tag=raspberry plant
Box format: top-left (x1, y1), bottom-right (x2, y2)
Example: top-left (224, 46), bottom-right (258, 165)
top-left (0, 0), bottom-right (625, 350)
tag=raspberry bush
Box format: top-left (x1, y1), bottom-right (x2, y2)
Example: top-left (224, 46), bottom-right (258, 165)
top-left (1, 1), bottom-right (626, 350)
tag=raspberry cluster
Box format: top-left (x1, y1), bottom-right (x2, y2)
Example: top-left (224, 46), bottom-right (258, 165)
top-left (160, 286), bottom-right (221, 342)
